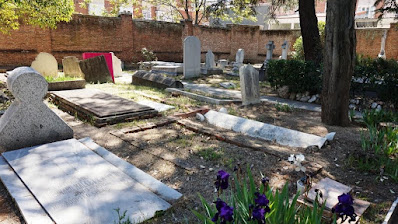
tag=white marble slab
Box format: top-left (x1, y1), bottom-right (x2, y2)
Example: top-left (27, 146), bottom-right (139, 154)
top-left (0, 156), bottom-right (53, 224)
top-left (137, 100), bottom-right (175, 112)
top-left (2, 139), bottom-right (170, 224)
top-left (204, 110), bottom-right (328, 148)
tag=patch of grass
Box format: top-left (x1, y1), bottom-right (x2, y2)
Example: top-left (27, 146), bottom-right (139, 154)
top-left (361, 201), bottom-right (391, 224)
top-left (197, 147), bottom-right (223, 161)
top-left (44, 76), bottom-right (82, 83)
top-left (170, 134), bottom-right (196, 148)
top-left (275, 102), bottom-right (294, 113)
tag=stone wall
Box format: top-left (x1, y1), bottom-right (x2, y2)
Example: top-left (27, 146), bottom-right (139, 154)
top-left (0, 14), bottom-right (396, 67)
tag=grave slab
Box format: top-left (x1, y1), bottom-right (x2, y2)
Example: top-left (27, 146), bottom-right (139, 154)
top-left (307, 178), bottom-right (352, 210)
top-left (152, 65), bottom-right (183, 76)
top-left (137, 100), bottom-right (175, 112)
top-left (50, 89), bottom-right (157, 127)
top-left (204, 110), bottom-right (328, 148)
top-left (2, 139), bottom-right (172, 224)
top-left (132, 71), bottom-right (183, 89)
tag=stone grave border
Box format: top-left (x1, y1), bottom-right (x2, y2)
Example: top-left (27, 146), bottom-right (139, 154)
top-left (48, 79), bottom-right (86, 91)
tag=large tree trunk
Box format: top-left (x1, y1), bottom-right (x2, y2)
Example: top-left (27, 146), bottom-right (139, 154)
top-left (299, 0), bottom-right (322, 64)
top-left (321, 0), bottom-right (356, 126)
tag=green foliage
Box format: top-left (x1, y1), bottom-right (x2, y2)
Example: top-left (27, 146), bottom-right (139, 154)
top-left (351, 109), bottom-right (398, 182)
top-left (197, 147), bottom-right (223, 161)
top-left (0, 0), bottom-right (74, 34)
top-left (275, 102), bottom-right (294, 113)
top-left (194, 167), bottom-right (328, 223)
top-left (44, 76), bottom-right (82, 83)
top-left (141, 48), bottom-right (157, 62)
top-left (113, 208), bottom-right (132, 224)
top-left (292, 22), bottom-right (326, 60)
top-left (353, 57), bottom-right (398, 106)
top-left (267, 59), bottom-right (322, 94)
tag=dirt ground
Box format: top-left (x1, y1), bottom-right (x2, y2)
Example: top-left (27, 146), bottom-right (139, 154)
top-left (0, 77), bottom-right (396, 223)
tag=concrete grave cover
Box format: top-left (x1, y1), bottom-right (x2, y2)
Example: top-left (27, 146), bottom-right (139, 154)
top-left (31, 52), bottom-right (58, 77)
top-left (0, 67), bottom-right (73, 152)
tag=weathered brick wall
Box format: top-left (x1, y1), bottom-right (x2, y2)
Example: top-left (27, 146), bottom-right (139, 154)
top-left (0, 14), bottom-right (396, 68)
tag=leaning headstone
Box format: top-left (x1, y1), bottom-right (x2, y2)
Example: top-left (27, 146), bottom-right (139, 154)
top-left (205, 50), bottom-right (216, 69)
top-left (266, 41), bottom-right (275, 61)
top-left (62, 56), bottom-right (84, 78)
top-left (31, 52), bottom-right (58, 77)
top-left (132, 71), bottom-right (184, 89)
top-left (0, 67), bottom-right (73, 152)
top-left (183, 36), bottom-right (201, 79)
top-left (111, 52), bottom-right (123, 77)
top-left (281, 41), bottom-right (289, 60)
top-left (239, 64), bottom-right (260, 105)
top-left (79, 55), bottom-right (112, 83)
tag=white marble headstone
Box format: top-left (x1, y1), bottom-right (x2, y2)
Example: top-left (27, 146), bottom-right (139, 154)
top-left (239, 64), bottom-right (260, 105)
top-left (31, 52), bottom-right (58, 77)
top-left (111, 52), bottom-right (123, 77)
top-left (205, 50), bottom-right (215, 69)
top-left (281, 41), bottom-right (289, 60)
top-left (235, 49), bottom-right (244, 64)
top-left (183, 36), bottom-right (201, 79)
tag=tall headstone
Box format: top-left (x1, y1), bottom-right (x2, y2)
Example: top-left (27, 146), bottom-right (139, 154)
top-left (0, 67), bottom-right (73, 152)
top-left (378, 30), bottom-right (388, 59)
top-left (281, 41), bottom-right (289, 60)
top-left (31, 52), bottom-right (58, 77)
top-left (239, 65), bottom-right (260, 106)
top-left (266, 41), bottom-right (275, 61)
top-left (235, 49), bottom-right (244, 64)
top-left (111, 52), bottom-right (123, 77)
top-left (183, 36), bottom-right (201, 79)
top-left (62, 56), bottom-right (84, 78)
top-left (79, 55), bottom-right (112, 83)
top-left (205, 50), bottom-right (216, 69)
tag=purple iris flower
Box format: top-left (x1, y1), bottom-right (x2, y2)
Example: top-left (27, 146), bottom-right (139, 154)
top-left (254, 192), bottom-right (269, 207)
top-left (252, 207), bottom-right (267, 224)
top-left (215, 170), bottom-right (230, 191)
top-left (261, 177), bottom-right (270, 185)
top-left (338, 193), bottom-right (354, 205)
top-left (332, 193), bottom-right (356, 220)
top-left (212, 198), bottom-right (234, 224)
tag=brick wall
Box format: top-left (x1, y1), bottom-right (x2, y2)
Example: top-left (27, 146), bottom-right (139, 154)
top-left (0, 14), bottom-right (396, 67)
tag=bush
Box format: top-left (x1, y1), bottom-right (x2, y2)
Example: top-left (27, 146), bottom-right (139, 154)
top-left (353, 57), bottom-right (398, 106)
top-left (267, 59), bottom-right (322, 95)
top-left (292, 22), bottom-right (326, 60)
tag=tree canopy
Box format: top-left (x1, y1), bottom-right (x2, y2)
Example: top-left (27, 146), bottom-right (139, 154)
top-left (0, 0), bottom-right (74, 34)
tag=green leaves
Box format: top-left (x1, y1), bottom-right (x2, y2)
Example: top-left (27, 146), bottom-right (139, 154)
top-left (0, 0), bottom-right (74, 34)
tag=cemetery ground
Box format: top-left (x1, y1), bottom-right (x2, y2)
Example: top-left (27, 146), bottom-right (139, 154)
top-left (0, 74), bottom-right (397, 223)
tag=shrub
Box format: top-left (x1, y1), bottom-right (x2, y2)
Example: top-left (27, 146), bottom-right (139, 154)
top-left (267, 59), bottom-right (322, 95)
top-left (141, 48), bottom-right (157, 61)
top-left (292, 22), bottom-right (326, 60)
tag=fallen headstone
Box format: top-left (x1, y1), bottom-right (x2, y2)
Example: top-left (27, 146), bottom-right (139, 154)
top-left (240, 64), bottom-right (260, 105)
top-left (137, 100), bottom-right (175, 112)
top-left (204, 110), bottom-right (329, 148)
top-left (0, 67), bottom-right (73, 152)
top-left (132, 71), bottom-right (183, 89)
top-left (79, 55), bottom-right (113, 83)
top-left (62, 56), bottom-right (84, 78)
top-left (31, 52), bottom-right (58, 77)
top-left (183, 36), bottom-right (201, 79)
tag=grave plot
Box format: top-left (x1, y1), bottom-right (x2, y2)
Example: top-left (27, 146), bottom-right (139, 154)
top-left (49, 89), bottom-right (158, 127)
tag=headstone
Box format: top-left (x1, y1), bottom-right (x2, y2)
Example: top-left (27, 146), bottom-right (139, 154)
top-left (378, 30), bottom-right (388, 59)
top-left (31, 52), bottom-right (58, 77)
top-left (205, 50), bottom-right (216, 69)
top-left (183, 36), bottom-right (201, 79)
top-left (239, 64), bottom-right (260, 105)
top-left (62, 56), bottom-right (84, 78)
top-left (83, 52), bottom-right (115, 82)
top-left (235, 49), bottom-right (244, 64)
top-left (281, 41), bottom-right (289, 60)
top-left (0, 67), bottom-right (73, 152)
top-left (266, 41), bottom-right (275, 61)
top-left (132, 71), bottom-right (184, 89)
top-left (79, 55), bottom-right (113, 83)
top-left (218, 59), bottom-right (228, 69)
top-left (2, 138), bottom-right (171, 223)
top-left (111, 52), bottom-right (123, 77)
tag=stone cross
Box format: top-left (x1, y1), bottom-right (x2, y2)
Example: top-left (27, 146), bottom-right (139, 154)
top-left (0, 67), bottom-right (73, 152)
top-left (266, 41), bottom-right (275, 61)
top-left (281, 41), bottom-right (289, 60)
top-left (183, 36), bottom-right (201, 79)
top-left (205, 50), bottom-right (215, 69)
top-left (378, 30), bottom-right (388, 59)
top-left (239, 64), bottom-right (260, 106)
top-left (235, 49), bottom-right (244, 64)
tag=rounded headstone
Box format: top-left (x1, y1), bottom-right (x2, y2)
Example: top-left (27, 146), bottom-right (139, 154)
top-left (7, 67), bottom-right (48, 102)
top-left (31, 52), bottom-right (58, 77)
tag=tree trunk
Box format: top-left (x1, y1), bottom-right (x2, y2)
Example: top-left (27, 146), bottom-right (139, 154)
top-left (321, 0), bottom-right (356, 126)
top-left (299, 0), bottom-right (323, 64)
